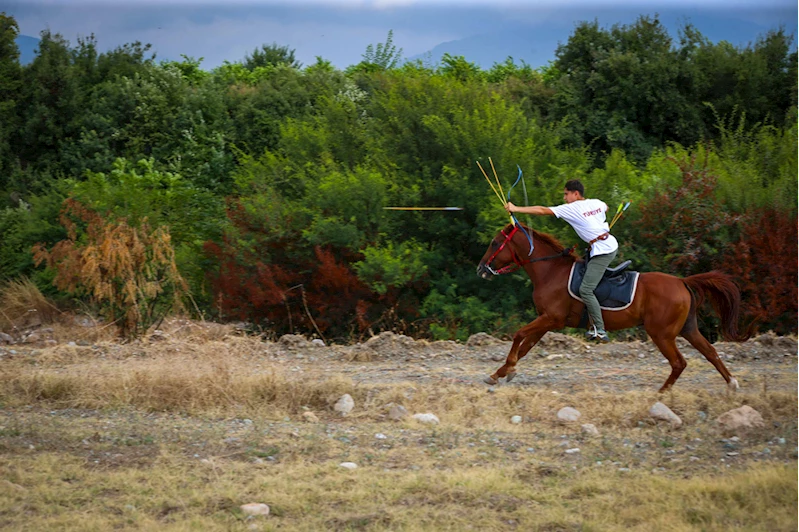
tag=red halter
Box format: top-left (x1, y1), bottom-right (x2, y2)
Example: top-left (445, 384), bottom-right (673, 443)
top-left (484, 225), bottom-right (529, 275)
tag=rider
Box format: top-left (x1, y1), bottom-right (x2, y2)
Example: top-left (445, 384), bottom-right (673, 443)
top-left (505, 179), bottom-right (618, 342)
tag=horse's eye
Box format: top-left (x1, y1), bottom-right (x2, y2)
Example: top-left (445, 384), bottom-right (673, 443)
top-left (490, 240), bottom-right (499, 250)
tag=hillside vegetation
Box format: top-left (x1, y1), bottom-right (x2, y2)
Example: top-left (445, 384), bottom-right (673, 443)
top-left (0, 13), bottom-right (796, 341)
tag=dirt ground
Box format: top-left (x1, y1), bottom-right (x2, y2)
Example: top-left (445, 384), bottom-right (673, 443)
top-left (0, 325), bottom-right (796, 530)
top-left (273, 329), bottom-right (798, 394)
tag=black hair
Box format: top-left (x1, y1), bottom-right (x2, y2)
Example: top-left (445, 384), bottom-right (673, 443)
top-left (564, 179), bottom-right (584, 197)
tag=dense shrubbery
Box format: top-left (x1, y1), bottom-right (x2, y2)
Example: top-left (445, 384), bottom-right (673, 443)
top-left (1, 12), bottom-right (796, 338)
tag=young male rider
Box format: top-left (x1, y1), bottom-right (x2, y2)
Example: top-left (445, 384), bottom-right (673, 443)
top-left (505, 179), bottom-right (618, 342)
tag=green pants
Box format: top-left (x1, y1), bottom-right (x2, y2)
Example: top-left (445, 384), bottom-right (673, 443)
top-left (579, 249), bottom-right (617, 331)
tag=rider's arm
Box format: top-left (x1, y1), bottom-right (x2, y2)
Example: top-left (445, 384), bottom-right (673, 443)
top-left (505, 202), bottom-right (554, 216)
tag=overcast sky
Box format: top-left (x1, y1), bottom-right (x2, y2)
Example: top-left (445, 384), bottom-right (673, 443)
top-left (4, 0), bottom-right (797, 69)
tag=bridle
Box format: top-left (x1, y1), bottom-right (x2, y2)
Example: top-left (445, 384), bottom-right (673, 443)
top-left (484, 224), bottom-right (577, 275)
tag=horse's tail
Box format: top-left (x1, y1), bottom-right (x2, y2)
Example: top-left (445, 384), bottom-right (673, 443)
top-left (683, 271), bottom-right (755, 342)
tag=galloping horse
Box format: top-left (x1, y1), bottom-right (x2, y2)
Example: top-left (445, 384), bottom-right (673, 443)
top-left (476, 223), bottom-right (752, 392)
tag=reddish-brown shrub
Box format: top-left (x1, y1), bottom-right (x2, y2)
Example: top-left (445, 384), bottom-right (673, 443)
top-left (724, 208), bottom-right (797, 335)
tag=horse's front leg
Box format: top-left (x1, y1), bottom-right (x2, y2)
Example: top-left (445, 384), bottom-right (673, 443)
top-left (484, 315), bottom-right (561, 385)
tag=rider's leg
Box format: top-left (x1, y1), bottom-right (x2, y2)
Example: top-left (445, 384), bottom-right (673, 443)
top-left (579, 249), bottom-right (617, 335)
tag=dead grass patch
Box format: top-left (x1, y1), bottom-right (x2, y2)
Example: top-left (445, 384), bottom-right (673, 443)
top-left (0, 277), bottom-right (61, 331)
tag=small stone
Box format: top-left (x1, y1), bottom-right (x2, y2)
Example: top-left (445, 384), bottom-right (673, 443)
top-left (716, 405), bottom-right (764, 434)
top-left (339, 462), bottom-right (358, 470)
top-left (311, 339), bottom-right (325, 347)
top-left (564, 448), bottom-right (580, 454)
top-left (581, 423), bottom-right (600, 436)
top-left (557, 407), bottom-right (581, 423)
top-left (412, 413), bottom-right (440, 425)
top-left (240, 503), bottom-right (270, 516)
top-left (334, 394), bottom-right (355, 416)
top-left (388, 404), bottom-right (408, 421)
top-left (649, 402), bottom-right (682, 428)
top-left (375, 433), bottom-right (387, 440)
top-left (510, 415), bottom-right (522, 424)
top-left (302, 411), bottom-right (319, 423)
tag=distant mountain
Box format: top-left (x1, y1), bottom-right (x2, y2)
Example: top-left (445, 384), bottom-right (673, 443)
top-left (15, 35), bottom-right (39, 65)
top-left (409, 9), bottom-right (798, 69)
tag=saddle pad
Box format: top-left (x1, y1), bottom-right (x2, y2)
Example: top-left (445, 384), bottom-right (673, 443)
top-left (568, 262), bottom-right (640, 310)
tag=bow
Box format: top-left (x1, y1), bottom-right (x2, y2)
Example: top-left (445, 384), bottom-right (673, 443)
top-left (507, 165), bottom-right (534, 256)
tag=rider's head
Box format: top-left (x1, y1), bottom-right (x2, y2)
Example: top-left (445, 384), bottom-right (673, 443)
top-left (563, 180), bottom-right (585, 204)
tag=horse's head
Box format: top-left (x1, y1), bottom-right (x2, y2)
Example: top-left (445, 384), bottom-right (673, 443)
top-left (476, 224), bottom-right (525, 279)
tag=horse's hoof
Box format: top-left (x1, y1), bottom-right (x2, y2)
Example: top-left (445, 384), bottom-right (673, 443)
top-left (505, 371), bottom-right (517, 383)
top-left (484, 376), bottom-right (498, 385)
top-left (728, 377), bottom-right (739, 391)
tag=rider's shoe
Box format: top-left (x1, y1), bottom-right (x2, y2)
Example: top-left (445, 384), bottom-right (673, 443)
top-left (585, 327), bottom-right (610, 343)
top-left (593, 330), bottom-right (610, 343)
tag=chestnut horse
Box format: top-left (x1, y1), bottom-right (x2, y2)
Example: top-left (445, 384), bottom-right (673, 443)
top-left (476, 223), bottom-right (752, 392)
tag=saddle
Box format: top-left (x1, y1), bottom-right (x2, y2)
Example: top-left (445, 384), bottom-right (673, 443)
top-left (568, 260), bottom-right (639, 312)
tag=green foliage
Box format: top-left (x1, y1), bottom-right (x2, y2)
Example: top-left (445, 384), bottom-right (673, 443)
top-left (353, 240), bottom-right (429, 295)
top-left (244, 43), bottom-right (301, 70)
top-left (421, 284), bottom-right (501, 341)
top-left (0, 14), bottom-right (21, 190)
top-left (304, 167), bottom-right (387, 249)
top-left (485, 57), bottom-right (536, 83)
top-left (350, 30), bottom-right (403, 73)
top-left (635, 152), bottom-right (740, 276)
top-left (709, 109), bottom-right (798, 213)
top-left (161, 55), bottom-right (209, 85)
top-left (1, 12), bottom-right (796, 337)
top-left (68, 158), bottom-right (226, 306)
top-left (438, 53), bottom-right (482, 82)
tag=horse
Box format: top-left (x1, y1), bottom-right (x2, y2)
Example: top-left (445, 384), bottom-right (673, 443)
top-left (476, 223), bottom-right (753, 392)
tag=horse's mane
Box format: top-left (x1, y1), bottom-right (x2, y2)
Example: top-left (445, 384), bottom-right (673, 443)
top-left (508, 223), bottom-right (577, 257)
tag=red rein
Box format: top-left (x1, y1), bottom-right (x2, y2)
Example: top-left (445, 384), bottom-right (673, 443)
top-left (485, 225), bottom-right (527, 275)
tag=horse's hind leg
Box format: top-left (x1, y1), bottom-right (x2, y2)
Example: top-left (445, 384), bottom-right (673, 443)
top-left (681, 326), bottom-right (738, 391)
top-left (648, 333), bottom-right (687, 393)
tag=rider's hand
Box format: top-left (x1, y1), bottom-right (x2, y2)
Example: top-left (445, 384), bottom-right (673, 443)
top-left (505, 202), bottom-right (516, 213)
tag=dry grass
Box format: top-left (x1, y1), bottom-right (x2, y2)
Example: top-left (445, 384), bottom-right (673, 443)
top-left (0, 277), bottom-right (61, 331)
top-left (0, 321), bottom-right (796, 531)
top-left (0, 439), bottom-right (795, 531)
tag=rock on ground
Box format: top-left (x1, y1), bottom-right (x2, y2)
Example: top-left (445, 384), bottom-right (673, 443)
top-left (649, 402), bottom-right (683, 428)
top-left (716, 405), bottom-right (765, 433)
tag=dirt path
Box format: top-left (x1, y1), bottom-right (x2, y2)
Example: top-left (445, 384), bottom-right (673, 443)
top-left (274, 331), bottom-right (798, 394)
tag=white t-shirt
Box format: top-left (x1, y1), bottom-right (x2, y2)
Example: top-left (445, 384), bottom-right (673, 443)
top-left (550, 198), bottom-right (619, 257)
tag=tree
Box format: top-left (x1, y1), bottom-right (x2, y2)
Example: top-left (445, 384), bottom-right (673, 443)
top-left (438, 53), bottom-right (482, 82)
top-left (0, 13), bottom-right (21, 194)
top-left (552, 16), bottom-right (710, 163)
top-left (16, 30), bottom-right (78, 181)
top-left (349, 30), bottom-right (403, 74)
top-left (244, 43), bottom-right (301, 70)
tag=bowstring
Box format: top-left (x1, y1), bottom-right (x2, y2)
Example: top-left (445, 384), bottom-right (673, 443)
top-left (508, 165), bottom-right (534, 256)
